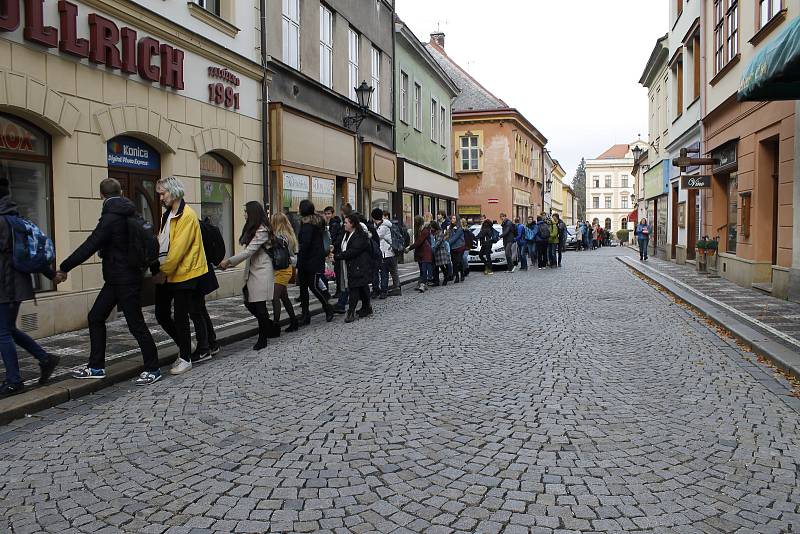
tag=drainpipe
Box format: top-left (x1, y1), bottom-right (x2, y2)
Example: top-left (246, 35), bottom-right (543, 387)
top-left (789, 100), bottom-right (800, 302)
top-left (260, 0), bottom-right (270, 212)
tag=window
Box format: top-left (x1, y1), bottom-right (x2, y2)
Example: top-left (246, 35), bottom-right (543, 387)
top-left (195, 0), bottom-right (220, 16)
top-left (621, 196), bottom-right (628, 209)
top-left (593, 176), bottom-right (600, 188)
top-left (0, 114), bottom-right (52, 292)
top-left (605, 218), bottom-right (611, 230)
top-left (413, 83), bottom-right (422, 130)
top-left (714, 0), bottom-right (738, 74)
top-left (592, 196), bottom-right (600, 209)
top-left (430, 98), bottom-right (437, 142)
top-left (319, 5), bottom-right (333, 88)
top-left (370, 47), bottom-right (381, 113)
top-left (400, 71), bottom-right (409, 124)
top-left (200, 153), bottom-right (234, 258)
top-left (312, 176), bottom-right (335, 212)
top-left (440, 105), bottom-right (446, 147)
top-left (621, 176), bottom-right (628, 188)
top-left (347, 29), bottom-right (359, 101)
top-left (676, 0), bottom-right (683, 18)
top-left (460, 136), bottom-right (479, 171)
top-left (692, 35), bottom-right (701, 100)
top-left (604, 196), bottom-right (612, 209)
top-left (674, 58), bottom-right (683, 115)
top-left (282, 0), bottom-right (300, 69)
top-left (605, 176), bottom-right (612, 188)
top-left (759, 0), bottom-right (782, 29)
top-left (727, 173), bottom-right (738, 253)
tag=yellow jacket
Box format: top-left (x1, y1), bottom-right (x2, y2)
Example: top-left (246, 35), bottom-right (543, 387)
top-left (159, 202), bottom-right (208, 283)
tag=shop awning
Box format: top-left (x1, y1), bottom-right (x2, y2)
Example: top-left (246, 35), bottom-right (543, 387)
top-left (738, 16), bottom-right (800, 101)
top-left (627, 209), bottom-right (638, 222)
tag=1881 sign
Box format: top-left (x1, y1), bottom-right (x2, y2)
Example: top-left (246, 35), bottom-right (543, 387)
top-left (680, 175), bottom-right (711, 188)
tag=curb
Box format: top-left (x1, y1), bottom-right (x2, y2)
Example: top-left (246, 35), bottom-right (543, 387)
top-left (0, 271), bottom-right (421, 425)
top-left (618, 256), bottom-right (800, 380)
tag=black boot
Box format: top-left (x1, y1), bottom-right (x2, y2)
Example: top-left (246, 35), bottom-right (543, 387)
top-left (325, 304), bottom-right (335, 322)
top-left (285, 317), bottom-right (299, 332)
top-left (345, 310), bottom-right (356, 323)
top-left (266, 319), bottom-right (281, 338)
top-left (253, 335), bottom-right (268, 351)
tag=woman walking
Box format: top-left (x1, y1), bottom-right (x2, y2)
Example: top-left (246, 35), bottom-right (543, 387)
top-left (635, 218), bottom-right (652, 261)
top-left (271, 211), bottom-right (299, 333)
top-left (219, 201), bottom-right (275, 351)
top-left (475, 219), bottom-right (496, 275)
top-left (296, 200), bottom-right (334, 325)
top-left (335, 213), bottom-right (373, 323)
top-left (407, 215), bottom-right (433, 292)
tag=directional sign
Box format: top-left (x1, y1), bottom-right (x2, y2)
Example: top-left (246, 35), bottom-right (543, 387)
top-left (673, 157), bottom-right (717, 167)
top-left (680, 175), bottom-right (711, 188)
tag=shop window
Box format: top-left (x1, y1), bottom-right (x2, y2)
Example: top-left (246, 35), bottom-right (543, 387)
top-left (200, 153), bottom-right (234, 258)
top-left (726, 173), bottom-right (738, 253)
top-left (312, 176), bottom-right (335, 212)
top-left (423, 196), bottom-right (433, 218)
top-left (0, 114), bottom-right (52, 291)
top-left (371, 191), bottom-right (392, 215)
top-left (402, 192), bottom-right (413, 228)
top-left (283, 172), bottom-right (310, 230)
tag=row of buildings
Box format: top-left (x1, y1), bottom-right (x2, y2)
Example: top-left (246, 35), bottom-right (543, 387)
top-left (0, 0), bottom-right (574, 338)
top-left (633, 0), bottom-right (798, 302)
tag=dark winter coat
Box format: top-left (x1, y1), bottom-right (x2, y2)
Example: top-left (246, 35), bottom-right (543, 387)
top-left (336, 229), bottom-right (372, 288)
top-left (409, 227), bottom-right (433, 263)
top-left (328, 216), bottom-right (344, 254)
top-left (297, 214), bottom-right (327, 275)
top-left (0, 196), bottom-right (55, 304)
top-left (500, 218), bottom-right (515, 245)
top-left (60, 196), bottom-right (144, 285)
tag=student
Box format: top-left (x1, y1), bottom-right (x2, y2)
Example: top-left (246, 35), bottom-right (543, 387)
top-left (59, 178), bottom-right (161, 385)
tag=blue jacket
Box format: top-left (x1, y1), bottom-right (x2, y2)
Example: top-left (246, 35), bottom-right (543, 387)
top-left (515, 223), bottom-right (526, 245)
top-left (447, 226), bottom-right (465, 251)
top-left (635, 223), bottom-right (652, 240)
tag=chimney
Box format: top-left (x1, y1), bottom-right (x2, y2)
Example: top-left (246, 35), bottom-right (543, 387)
top-left (430, 32), bottom-right (445, 50)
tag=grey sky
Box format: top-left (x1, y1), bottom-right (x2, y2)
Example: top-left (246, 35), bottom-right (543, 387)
top-left (396, 0), bottom-right (668, 183)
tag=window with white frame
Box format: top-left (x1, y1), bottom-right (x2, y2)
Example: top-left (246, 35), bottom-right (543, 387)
top-left (430, 97), bottom-right (437, 142)
top-left (195, 0), bottom-right (220, 16)
top-left (413, 83), bottom-right (422, 130)
top-left (282, 0), bottom-right (300, 69)
top-left (439, 105), bottom-right (446, 147)
top-left (592, 196), bottom-right (600, 209)
top-left (604, 196), bottom-right (612, 209)
top-left (621, 196), bottom-right (628, 209)
top-left (593, 176), bottom-right (600, 188)
top-left (605, 176), bottom-right (612, 188)
top-left (400, 71), bottom-right (409, 124)
top-left (460, 136), bottom-right (479, 171)
top-left (759, 0), bottom-right (782, 28)
top-left (319, 6), bottom-right (333, 88)
top-left (714, 0), bottom-right (738, 74)
top-left (347, 29), bottom-right (359, 101)
top-left (370, 47), bottom-right (381, 113)
top-left (621, 176), bottom-right (628, 188)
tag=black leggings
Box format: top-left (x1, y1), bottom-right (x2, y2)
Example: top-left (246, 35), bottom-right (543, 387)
top-left (298, 270), bottom-right (329, 313)
top-left (272, 284), bottom-right (296, 323)
top-left (244, 300), bottom-right (271, 341)
top-left (348, 285), bottom-right (370, 313)
top-left (479, 245), bottom-right (492, 267)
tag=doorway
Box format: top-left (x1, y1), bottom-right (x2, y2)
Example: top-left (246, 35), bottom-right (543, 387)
top-left (687, 189), bottom-right (697, 260)
top-left (769, 141), bottom-right (779, 266)
top-left (109, 170), bottom-right (160, 226)
top-left (671, 184), bottom-right (678, 259)
top-left (106, 136), bottom-right (161, 226)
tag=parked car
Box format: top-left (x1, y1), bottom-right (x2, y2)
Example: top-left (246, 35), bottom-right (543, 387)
top-left (564, 225), bottom-right (578, 250)
top-left (467, 224), bottom-right (506, 267)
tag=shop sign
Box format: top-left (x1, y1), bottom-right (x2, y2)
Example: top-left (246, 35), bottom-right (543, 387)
top-left (712, 141), bottom-right (737, 172)
top-left (0, 115), bottom-right (43, 155)
top-left (458, 205), bottom-right (481, 215)
top-left (208, 66), bottom-right (240, 110)
top-left (0, 0), bottom-right (184, 90)
top-left (283, 172), bottom-right (309, 191)
top-left (644, 159), bottom-right (669, 200)
top-left (107, 136), bottom-right (160, 170)
top-left (680, 175), bottom-right (711, 189)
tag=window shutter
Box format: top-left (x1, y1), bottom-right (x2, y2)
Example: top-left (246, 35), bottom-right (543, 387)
top-left (476, 131), bottom-right (484, 172)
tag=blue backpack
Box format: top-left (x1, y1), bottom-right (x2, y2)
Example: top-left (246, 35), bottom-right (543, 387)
top-left (4, 215), bottom-right (55, 274)
top-left (524, 225), bottom-right (536, 241)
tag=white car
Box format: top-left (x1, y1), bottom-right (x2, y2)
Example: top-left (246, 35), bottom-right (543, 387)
top-left (467, 224), bottom-right (507, 267)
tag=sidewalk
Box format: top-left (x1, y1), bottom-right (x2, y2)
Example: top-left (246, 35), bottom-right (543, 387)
top-left (0, 263), bottom-right (420, 424)
top-left (618, 248), bottom-right (800, 378)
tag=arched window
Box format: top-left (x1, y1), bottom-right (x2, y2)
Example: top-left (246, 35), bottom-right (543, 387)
top-left (604, 217), bottom-right (611, 230)
top-left (621, 217), bottom-right (627, 229)
top-left (0, 113), bottom-right (52, 290)
top-left (200, 153), bottom-right (234, 257)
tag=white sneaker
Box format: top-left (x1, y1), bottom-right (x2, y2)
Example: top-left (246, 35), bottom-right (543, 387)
top-left (170, 358), bottom-right (192, 375)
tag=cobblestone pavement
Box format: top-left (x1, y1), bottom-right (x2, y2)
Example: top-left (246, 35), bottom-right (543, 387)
top-left (2, 247), bottom-right (800, 534)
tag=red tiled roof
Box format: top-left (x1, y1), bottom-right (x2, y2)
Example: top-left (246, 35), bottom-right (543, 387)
top-left (597, 144), bottom-right (630, 159)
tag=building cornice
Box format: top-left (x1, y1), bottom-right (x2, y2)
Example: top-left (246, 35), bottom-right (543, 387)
top-left (453, 109), bottom-right (547, 146)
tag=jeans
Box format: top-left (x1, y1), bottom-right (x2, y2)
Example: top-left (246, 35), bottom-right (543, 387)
top-left (638, 238), bottom-right (649, 259)
top-left (0, 301), bottom-right (49, 385)
top-left (155, 283), bottom-right (205, 362)
top-left (519, 242), bottom-right (534, 269)
top-left (418, 261), bottom-right (433, 284)
top-left (88, 282), bottom-right (159, 371)
top-left (479, 246), bottom-right (492, 268)
top-left (379, 256), bottom-right (399, 293)
top-left (462, 251), bottom-right (469, 274)
top-left (504, 241), bottom-right (514, 270)
top-left (197, 300), bottom-right (216, 349)
top-left (450, 250), bottom-right (463, 278)
top-left (547, 243), bottom-right (558, 266)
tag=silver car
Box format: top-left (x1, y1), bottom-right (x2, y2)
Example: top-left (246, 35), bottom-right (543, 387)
top-left (467, 224), bottom-right (507, 267)
top-left (564, 225), bottom-right (578, 250)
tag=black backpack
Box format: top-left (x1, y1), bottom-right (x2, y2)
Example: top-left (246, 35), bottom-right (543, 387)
top-left (199, 217), bottom-right (225, 266)
top-left (265, 236), bottom-right (291, 270)
top-left (538, 222), bottom-right (550, 241)
top-left (389, 222), bottom-right (406, 254)
top-left (126, 215), bottom-right (159, 270)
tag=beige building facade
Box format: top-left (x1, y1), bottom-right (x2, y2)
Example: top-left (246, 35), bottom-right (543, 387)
top-left (585, 142), bottom-right (646, 235)
top-left (0, 0), bottom-right (264, 337)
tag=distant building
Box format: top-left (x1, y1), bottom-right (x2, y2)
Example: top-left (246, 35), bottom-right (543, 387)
top-left (585, 142), bottom-right (646, 235)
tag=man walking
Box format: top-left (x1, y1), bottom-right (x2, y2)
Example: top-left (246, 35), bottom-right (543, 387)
top-left (499, 213), bottom-right (516, 273)
top-left (59, 178), bottom-right (161, 385)
top-left (152, 176), bottom-right (208, 376)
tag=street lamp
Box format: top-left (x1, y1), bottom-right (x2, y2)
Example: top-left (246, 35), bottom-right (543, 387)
top-left (631, 145), bottom-right (643, 162)
top-left (343, 81), bottom-right (374, 131)
top-left (545, 176), bottom-right (552, 193)
top-left (630, 193), bottom-right (636, 204)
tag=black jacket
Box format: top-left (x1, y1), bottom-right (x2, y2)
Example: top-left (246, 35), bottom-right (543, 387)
top-left (500, 219), bottom-right (515, 245)
top-left (0, 196), bottom-right (55, 304)
top-left (60, 196), bottom-right (143, 285)
top-left (297, 214), bottom-right (326, 274)
top-left (336, 229), bottom-right (372, 288)
top-left (329, 216), bottom-right (344, 254)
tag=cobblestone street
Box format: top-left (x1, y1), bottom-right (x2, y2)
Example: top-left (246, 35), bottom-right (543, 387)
top-left (1, 248), bottom-right (799, 534)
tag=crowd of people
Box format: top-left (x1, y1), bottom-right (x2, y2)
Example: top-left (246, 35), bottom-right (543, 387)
top-left (0, 174), bottom-right (587, 396)
top-left (574, 220), bottom-right (614, 251)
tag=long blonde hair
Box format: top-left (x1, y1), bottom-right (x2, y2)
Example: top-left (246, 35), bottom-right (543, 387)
top-left (271, 212), bottom-right (298, 253)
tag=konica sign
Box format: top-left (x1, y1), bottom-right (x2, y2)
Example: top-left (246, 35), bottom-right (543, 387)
top-left (107, 137), bottom-right (160, 170)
